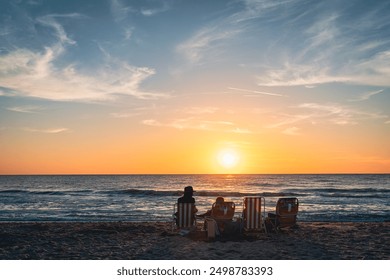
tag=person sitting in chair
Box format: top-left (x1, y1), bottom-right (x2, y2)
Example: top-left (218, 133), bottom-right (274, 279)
top-left (178, 186), bottom-right (197, 204)
top-left (175, 186), bottom-right (198, 226)
top-left (197, 196), bottom-right (225, 218)
top-left (199, 197), bottom-right (238, 236)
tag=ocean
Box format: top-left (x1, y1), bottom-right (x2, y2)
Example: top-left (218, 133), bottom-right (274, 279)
top-left (0, 174), bottom-right (389, 222)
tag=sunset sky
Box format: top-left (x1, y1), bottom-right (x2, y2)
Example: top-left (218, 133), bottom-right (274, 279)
top-left (1, 0), bottom-right (389, 174)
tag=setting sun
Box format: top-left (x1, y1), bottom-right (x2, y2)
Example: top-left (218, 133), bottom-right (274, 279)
top-left (217, 149), bottom-right (240, 170)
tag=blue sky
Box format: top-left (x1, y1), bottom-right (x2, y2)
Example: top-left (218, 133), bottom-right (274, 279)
top-left (1, 0), bottom-right (389, 174)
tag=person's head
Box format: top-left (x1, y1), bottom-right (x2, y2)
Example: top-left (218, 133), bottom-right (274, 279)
top-left (184, 186), bottom-right (195, 196)
top-left (215, 196), bottom-right (224, 204)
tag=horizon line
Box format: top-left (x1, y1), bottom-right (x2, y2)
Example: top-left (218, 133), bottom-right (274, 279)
top-left (1, 173), bottom-right (389, 176)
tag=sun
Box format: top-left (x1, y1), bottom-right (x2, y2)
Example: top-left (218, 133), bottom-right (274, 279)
top-left (217, 149), bottom-right (240, 169)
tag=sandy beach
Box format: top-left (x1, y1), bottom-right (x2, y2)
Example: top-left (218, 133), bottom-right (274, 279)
top-left (0, 221), bottom-right (389, 260)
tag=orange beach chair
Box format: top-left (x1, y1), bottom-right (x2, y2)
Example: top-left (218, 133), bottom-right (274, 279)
top-left (267, 197), bottom-right (299, 232)
top-left (210, 201), bottom-right (236, 221)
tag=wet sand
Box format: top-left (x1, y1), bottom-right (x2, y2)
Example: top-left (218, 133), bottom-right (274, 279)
top-left (0, 221), bottom-right (389, 259)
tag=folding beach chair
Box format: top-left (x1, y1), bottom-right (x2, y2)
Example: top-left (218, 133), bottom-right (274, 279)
top-left (172, 202), bottom-right (197, 232)
top-left (267, 197), bottom-right (299, 232)
top-left (210, 201), bottom-right (235, 221)
top-left (204, 201), bottom-right (237, 239)
top-left (242, 196), bottom-right (267, 234)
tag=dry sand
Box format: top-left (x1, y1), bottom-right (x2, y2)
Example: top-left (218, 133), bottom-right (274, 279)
top-left (0, 221), bottom-right (389, 260)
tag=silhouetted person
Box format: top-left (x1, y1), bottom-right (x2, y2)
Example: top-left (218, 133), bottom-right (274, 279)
top-left (178, 186), bottom-right (196, 204)
top-left (175, 186), bottom-right (198, 227)
top-left (198, 196), bottom-right (225, 217)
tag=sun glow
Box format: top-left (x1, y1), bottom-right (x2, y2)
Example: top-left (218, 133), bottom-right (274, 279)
top-left (217, 149), bottom-right (240, 170)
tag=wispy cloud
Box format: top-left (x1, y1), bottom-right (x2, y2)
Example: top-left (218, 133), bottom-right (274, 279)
top-left (228, 87), bottom-right (285, 97)
top-left (303, 13), bottom-right (340, 53)
top-left (36, 14), bottom-right (79, 45)
top-left (267, 114), bottom-right (311, 128)
top-left (297, 103), bottom-right (387, 125)
top-left (22, 127), bottom-right (69, 134)
top-left (109, 0), bottom-right (133, 22)
top-left (353, 50), bottom-right (390, 86)
top-left (140, 2), bottom-right (171, 16)
top-left (110, 0), bottom-right (171, 21)
top-left (267, 102), bottom-right (388, 131)
top-left (177, 25), bottom-right (240, 64)
top-left (6, 105), bottom-right (44, 113)
top-left (123, 26), bottom-right (134, 40)
top-left (265, 103), bottom-right (389, 135)
top-left (141, 106), bottom-right (255, 133)
top-left (256, 63), bottom-right (350, 87)
top-left (231, 0), bottom-right (299, 23)
top-left (142, 117), bottom-right (252, 134)
top-left (349, 89), bottom-right (384, 102)
top-left (257, 51), bottom-right (390, 87)
top-left (0, 15), bottom-right (165, 101)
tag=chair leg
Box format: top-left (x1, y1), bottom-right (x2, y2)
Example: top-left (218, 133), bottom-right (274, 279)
top-left (265, 217), bottom-right (277, 233)
top-left (261, 219), bottom-right (268, 234)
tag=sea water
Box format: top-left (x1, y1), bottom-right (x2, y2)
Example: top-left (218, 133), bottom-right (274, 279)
top-left (0, 174), bottom-right (389, 222)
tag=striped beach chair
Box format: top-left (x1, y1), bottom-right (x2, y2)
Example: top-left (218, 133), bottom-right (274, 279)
top-left (173, 203), bottom-right (197, 231)
top-left (242, 196), bottom-right (266, 234)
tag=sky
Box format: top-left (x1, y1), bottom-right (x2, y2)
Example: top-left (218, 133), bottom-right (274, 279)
top-left (0, 0), bottom-right (389, 174)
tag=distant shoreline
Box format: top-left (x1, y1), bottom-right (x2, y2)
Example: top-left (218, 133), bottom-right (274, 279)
top-left (1, 221), bottom-right (389, 260)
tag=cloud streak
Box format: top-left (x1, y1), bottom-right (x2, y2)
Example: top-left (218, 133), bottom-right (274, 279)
top-left (268, 102), bottom-right (388, 130)
top-left (349, 89), bottom-right (384, 102)
top-left (22, 127), bottom-right (69, 134)
top-left (228, 87), bottom-right (285, 97)
top-left (177, 25), bottom-right (240, 64)
top-left (142, 117), bottom-right (252, 134)
top-left (6, 105), bottom-right (44, 113)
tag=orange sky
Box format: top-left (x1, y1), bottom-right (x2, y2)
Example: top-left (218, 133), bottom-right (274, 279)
top-left (1, 116), bottom-right (389, 174)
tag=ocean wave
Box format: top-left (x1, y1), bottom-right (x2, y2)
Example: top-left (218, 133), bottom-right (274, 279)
top-left (0, 189), bottom-right (94, 195)
top-left (109, 188), bottom-right (301, 198)
top-left (0, 189), bottom-right (30, 194)
top-left (289, 187), bottom-right (390, 194)
top-left (319, 193), bottom-right (388, 199)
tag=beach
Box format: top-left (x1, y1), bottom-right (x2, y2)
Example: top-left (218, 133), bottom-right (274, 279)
top-left (0, 221), bottom-right (389, 260)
